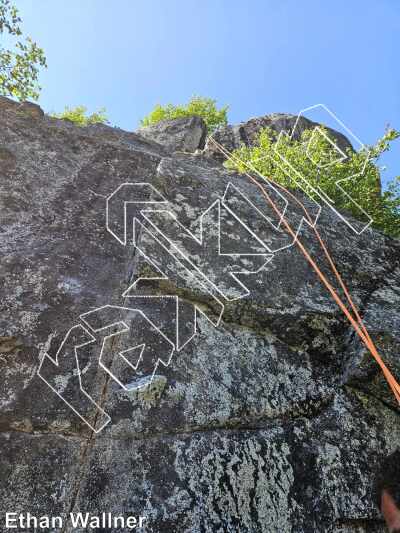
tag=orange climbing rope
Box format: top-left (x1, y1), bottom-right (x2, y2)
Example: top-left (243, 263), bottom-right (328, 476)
top-left (210, 137), bottom-right (400, 404)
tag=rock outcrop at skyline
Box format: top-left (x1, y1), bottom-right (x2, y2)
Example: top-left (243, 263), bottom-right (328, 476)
top-left (203, 112), bottom-right (354, 163)
top-left (0, 96), bottom-right (399, 532)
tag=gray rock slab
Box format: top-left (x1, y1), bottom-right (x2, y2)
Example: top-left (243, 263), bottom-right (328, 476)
top-left (0, 96), bottom-right (398, 532)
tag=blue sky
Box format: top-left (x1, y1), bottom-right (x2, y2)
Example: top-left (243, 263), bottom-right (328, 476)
top-left (9, 0), bottom-right (400, 186)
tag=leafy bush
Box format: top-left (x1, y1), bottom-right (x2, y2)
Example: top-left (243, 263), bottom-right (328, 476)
top-left (140, 96), bottom-right (228, 132)
top-left (51, 105), bottom-right (109, 126)
top-left (0, 0), bottom-right (47, 100)
top-left (227, 127), bottom-right (400, 238)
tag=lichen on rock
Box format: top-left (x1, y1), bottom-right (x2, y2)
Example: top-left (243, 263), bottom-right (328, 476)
top-left (0, 96), bottom-right (398, 532)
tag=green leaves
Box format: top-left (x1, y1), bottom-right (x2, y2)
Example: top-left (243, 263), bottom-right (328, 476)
top-left (140, 95), bottom-right (228, 132)
top-left (0, 0), bottom-right (20, 35)
top-left (51, 106), bottom-right (109, 126)
top-left (0, 0), bottom-right (47, 101)
top-left (227, 127), bottom-right (400, 239)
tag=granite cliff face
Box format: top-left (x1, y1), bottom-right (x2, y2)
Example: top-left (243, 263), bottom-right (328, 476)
top-left (0, 96), bottom-right (399, 532)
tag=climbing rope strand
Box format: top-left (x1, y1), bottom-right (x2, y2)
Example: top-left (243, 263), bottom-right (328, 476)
top-left (209, 138), bottom-right (400, 403)
top-left (211, 137), bottom-right (400, 401)
top-left (253, 164), bottom-right (376, 345)
top-left (210, 136), bottom-right (371, 330)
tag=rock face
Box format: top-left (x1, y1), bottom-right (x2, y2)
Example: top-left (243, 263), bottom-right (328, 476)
top-left (204, 113), bottom-right (354, 163)
top-left (137, 115), bottom-right (207, 153)
top-left (0, 95), bottom-right (399, 532)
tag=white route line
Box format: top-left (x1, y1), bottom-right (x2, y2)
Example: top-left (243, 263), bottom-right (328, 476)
top-left (39, 104), bottom-right (375, 433)
top-left (80, 305), bottom-right (175, 392)
top-left (140, 199), bottom-right (273, 302)
top-left (208, 137), bottom-right (322, 253)
top-left (106, 182), bottom-right (168, 246)
top-left (287, 103), bottom-right (373, 234)
top-left (37, 324), bottom-right (111, 434)
top-left (207, 103), bottom-right (373, 235)
top-left (123, 218), bottom-right (225, 350)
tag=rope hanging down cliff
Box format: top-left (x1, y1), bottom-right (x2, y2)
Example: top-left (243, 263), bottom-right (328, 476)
top-left (210, 137), bottom-right (400, 405)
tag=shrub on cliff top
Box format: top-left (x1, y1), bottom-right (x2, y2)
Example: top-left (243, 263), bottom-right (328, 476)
top-left (140, 96), bottom-right (228, 132)
top-left (227, 126), bottom-right (400, 238)
top-left (51, 105), bottom-right (109, 126)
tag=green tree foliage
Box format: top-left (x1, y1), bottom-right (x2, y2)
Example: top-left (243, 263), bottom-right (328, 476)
top-left (227, 127), bottom-right (400, 238)
top-left (51, 105), bottom-right (109, 126)
top-left (140, 96), bottom-right (228, 132)
top-left (0, 0), bottom-right (46, 100)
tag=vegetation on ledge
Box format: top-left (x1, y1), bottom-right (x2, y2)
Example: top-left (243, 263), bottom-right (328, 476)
top-left (51, 105), bottom-right (109, 126)
top-left (140, 95), bottom-right (228, 133)
top-left (226, 126), bottom-right (400, 238)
